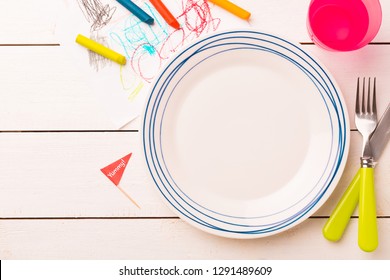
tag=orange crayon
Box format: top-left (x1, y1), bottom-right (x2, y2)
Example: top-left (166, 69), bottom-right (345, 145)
top-left (150, 0), bottom-right (180, 29)
top-left (209, 0), bottom-right (251, 20)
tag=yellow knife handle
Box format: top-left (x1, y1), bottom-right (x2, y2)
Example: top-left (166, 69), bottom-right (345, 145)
top-left (358, 167), bottom-right (378, 252)
top-left (323, 171), bottom-right (360, 241)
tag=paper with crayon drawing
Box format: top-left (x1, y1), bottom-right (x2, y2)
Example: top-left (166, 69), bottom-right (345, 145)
top-left (57, 0), bottom-right (249, 128)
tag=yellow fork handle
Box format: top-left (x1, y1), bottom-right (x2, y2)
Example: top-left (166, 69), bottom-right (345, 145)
top-left (323, 171), bottom-right (360, 241)
top-left (358, 167), bottom-right (378, 252)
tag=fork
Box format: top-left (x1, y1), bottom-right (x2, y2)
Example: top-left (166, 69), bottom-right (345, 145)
top-left (355, 77), bottom-right (378, 252)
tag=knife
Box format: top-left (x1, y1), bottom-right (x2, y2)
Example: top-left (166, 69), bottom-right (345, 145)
top-left (323, 102), bottom-right (390, 242)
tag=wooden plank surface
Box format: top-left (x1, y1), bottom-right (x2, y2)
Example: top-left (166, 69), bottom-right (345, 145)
top-left (1, 218), bottom-right (389, 259)
top-left (0, 46), bottom-right (116, 131)
top-left (1, 0), bottom-right (389, 260)
top-left (0, 132), bottom-right (389, 218)
top-left (0, 0), bottom-right (60, 44)
top-left (0, 132), bottom-right (171, 218)
top-left (1, 0), bottom-right (390, 44)
top-left (0, 45), bottom-right (390, 131)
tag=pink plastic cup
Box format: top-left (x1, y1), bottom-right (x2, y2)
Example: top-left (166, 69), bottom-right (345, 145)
top-left (307, 0), bottom-right (382, 51)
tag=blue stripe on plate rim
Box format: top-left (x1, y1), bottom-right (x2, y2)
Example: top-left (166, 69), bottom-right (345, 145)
top-left (143, 30), bottom-right (348, 232)
top-left (142, 30), bottom-right (348, 236)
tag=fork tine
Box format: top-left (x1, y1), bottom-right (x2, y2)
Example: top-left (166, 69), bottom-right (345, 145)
top-left (356, 77), bottom-right (361, 115)
top-left (373, 77), bottom-right (377, 115)
top-left (355, 77), bottom-right (377, 117)
top-left (367, 78), bottom-right (371, 114)
top-left (362, 77), bottom-right (366, 114)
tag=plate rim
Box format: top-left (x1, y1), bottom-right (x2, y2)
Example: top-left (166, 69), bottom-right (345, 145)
top-left (141, 29), bottom-right (350, 238)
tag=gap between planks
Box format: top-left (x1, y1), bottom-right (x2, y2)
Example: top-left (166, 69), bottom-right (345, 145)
top-left (2, 43), bottom-right (390, 47)
top-left (0, 44), bottom-right (60, 47)
top-left (1, 216), bottom-right (389, 220)
top-left (0, 130), bottom-right (138, 133)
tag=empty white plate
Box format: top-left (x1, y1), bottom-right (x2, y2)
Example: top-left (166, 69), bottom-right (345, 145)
top-left (142, 30), bottom-right (349, 238)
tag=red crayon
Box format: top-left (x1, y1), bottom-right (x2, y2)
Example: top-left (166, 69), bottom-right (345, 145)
top-left (150, 0), bottom-right (180, 29)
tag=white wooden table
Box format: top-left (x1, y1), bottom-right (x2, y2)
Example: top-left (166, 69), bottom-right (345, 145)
top-left (0, 0), bottom-right (389, 259)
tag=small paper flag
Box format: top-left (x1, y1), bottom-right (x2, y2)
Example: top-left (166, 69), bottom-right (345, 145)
top-left (101, 153), bottom-right (132, 186)
top-left (100, 153), bottom-right (140, 209)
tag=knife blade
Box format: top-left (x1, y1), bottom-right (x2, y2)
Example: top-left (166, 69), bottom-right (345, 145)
top-left (371, 104), bottom-right (390, 161)
top-left (323, 102), bottom-right (390, 242)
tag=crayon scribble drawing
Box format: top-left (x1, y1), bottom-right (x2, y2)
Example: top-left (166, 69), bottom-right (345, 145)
top-left (77, 0), bottom-right (117, 70)
top-left (67, 0), bottom-right (244, 127)
top-left (77, 0), bottom-right (116, 31)
top-left (88, 33), bottom-right (114, 71)
top-left (109, 0), bottom-right (221, 83)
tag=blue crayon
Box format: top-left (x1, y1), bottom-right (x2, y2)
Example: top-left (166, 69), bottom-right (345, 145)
top-left (116, 0), bottom-right (154, 25)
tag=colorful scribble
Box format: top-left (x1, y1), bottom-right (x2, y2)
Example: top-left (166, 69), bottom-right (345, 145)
top-left (109, 0), bottom-right (221, 82)
top-left (77, 0), bottom-right (116, 31)
top-left (77, 0), bottom-right (117, 70)
top-left (120, 65), bottom-right (145, 101)
top-left (75, 0), bottom-right (221, 101)
top-left (179, 0), bottom-right (220, 37)
top-left (88, 33), bottom-right (113, 71)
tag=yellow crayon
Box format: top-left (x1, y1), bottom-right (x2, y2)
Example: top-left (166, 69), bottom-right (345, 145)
top-left (75, 34), bottom-right (127, 65)
top-left (209, 0), bottom-right (251, 20)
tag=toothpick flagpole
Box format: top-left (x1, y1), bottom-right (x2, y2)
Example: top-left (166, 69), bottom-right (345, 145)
top-left (117, 184), bottom-right (141, 209)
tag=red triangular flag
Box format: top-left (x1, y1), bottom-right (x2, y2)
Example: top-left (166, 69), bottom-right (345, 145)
top-left (101, 153), bottom-right (132, 186)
